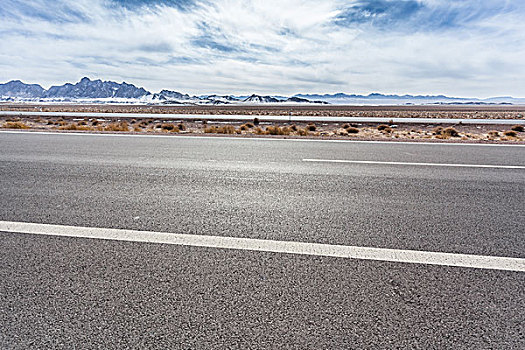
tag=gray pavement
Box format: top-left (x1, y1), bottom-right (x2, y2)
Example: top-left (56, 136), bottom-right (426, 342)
top-left (0, 132), bottom-right (524, 348)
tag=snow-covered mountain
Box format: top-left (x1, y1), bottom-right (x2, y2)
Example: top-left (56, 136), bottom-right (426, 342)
top-left (0, 80), bottom-right (45, 98)
top-left (43, 77), bottom-right (150, 99)
top-left (293, 93), bottom-right (525, 105)
top-left (2, 78), bottom-right (524, 105)
top-left (243, 94), bottom-right (281, 103)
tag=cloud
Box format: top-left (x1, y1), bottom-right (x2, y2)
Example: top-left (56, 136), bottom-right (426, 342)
top-left (0, 0), bottom-right (524, 97)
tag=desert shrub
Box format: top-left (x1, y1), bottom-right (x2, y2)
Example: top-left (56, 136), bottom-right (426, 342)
top-left (254, 127), bottom-right (265, 135)
top-left (346, 127), bottom-right (359, 134)
top-left (443, 127), bottom-right (459, 137)
top-left (91, 120), bottom-right (99, 126)
top-left (504, 130), bottom-right (517, 137)
top-left (78, 120), bottom-right (87, 126)
top-left (47, 120), bottom-right (55, 125)
top-left (306, 123), bottom-right (316, 131)
top-left (239, 124), bottom-right (248, 131)
top-left (105, 121), bottom-right (129, 132)
top-left (59, 122), bottom-right (91, 131)
top-left (266, 126), bottom-right (291, 135)
top-left (204, 125), bottom-right (236, 134)
top-left (511, 125), bottom-right (524, 132)
top-left (253, 117), bottom-right (260, 126)
top-left (297, 128), bottom-right (309, 136)
top-left (161, 123), bottom-right (180, 132)
top-left (177, 123), bottom-right (186, 131)
top-left (244, 122), bottom-right (254, 128)
top-left (378, 124), bottom-right (392, 133)
top-left (488, 131), bottom-right (499, 137)
top-left (4, 121), bottom-right (30, 129)
top-left (342, 124), bottom-right (350, 129)
top-left (290, 124), bottom-right (298, 131)
top-left (432, 127), bottom-right (444, 135)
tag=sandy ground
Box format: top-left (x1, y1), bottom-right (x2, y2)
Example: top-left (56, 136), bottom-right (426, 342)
top-left (1, 103), bottom-right (525, 119)
top-left (1, 113), bottom-right (524, 143)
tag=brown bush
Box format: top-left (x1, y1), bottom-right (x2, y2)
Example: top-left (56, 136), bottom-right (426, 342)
top-left (105, 121), bottom-right (129, 132)
top-left (161, 123), bottom-right (180, 132)
top-left (177, 123), bottom-right (186, 131)
top-left (378, 124), bottom-right (392, 133)
top-left (504, 130), bottom-right (518, 137)
top-left (432, 127), bottom-right (444, 135)
top-left (204, 125), bottom-right (236, 134)
top-left (443, 127), bottom-right (459, 137)
top-left (306, 123), bottom-right (316, 131)
top-left (3, 121), bottom-right (30, 129)
top-left (346, 127), bottom-right (359, 134)
top-left (511, 125), bottom-right (524, 132)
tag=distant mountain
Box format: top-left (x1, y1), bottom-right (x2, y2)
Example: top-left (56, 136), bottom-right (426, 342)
top-left (43, 77), bottom-right (150, 98)
top-left (1, 78), bottom-right (524, 105)
top-left (243, 94), bottom-right (281, 103)
top-left (153, 89), bottom-right (191, 101)
top-left (0, 80), bottom-right (45, 98)
top-left (285, 96), bottom-right (329, 104)
top-left (293, 92), bottom-right (470, 105)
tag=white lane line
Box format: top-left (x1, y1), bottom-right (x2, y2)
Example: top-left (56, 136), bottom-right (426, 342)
top-left (1, 130), bottom-right (524, 147)
top-left (1, 221), bottom-right (524, 272)
top-left (303, 159), bottom-right (525, 169)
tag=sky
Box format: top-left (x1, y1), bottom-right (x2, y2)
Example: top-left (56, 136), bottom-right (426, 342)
top-left (0, 0), bottom-right (524, 97)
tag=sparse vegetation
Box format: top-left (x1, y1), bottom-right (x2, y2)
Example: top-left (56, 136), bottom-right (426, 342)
top-left (442, 127), bottom-right (459, 137)
top-left (306, 123), bottom-right (316, 131)
top-left (511, 125), bottom-right (524, 132)
top-left (204, 125), bottom-right (236, 134)
top-left (105, 121), bottom-right (129, 132)
top-left (378, 124), bottom-right (392, 133)
top-left (161, 123), bottom-right (180, 132)
top-left (346, 127), bottom-right (359, 134)
top-left (504, 130), bottom-right (518, 137)
top-left (3, 121), bottom-right (30, 129)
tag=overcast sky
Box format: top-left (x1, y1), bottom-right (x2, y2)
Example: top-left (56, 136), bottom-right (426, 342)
top-left (1, 0), bottom-right (524, 97)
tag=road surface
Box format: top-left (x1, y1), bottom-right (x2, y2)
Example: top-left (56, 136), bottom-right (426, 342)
top-left (1, 131), bottom-right (524, 348)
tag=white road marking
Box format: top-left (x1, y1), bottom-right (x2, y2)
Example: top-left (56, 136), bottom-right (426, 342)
top-left (1, 221), bottom-right (524, 272)
top-left (1, 130), bottom-right (524, 147)
top-left (303, 159), bottom-right (525, 169)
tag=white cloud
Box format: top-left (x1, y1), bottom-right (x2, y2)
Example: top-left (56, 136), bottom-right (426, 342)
top-left (0, 0), bottom-right (524, 97)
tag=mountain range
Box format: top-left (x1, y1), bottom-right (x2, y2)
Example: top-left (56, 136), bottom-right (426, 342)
top-left (1, 77), bottom-right (524, 105)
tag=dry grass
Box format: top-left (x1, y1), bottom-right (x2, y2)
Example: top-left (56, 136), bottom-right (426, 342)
top-left (160, 123), bottom-right (180, 132)
top-left (346, 126), bottom-right (359, 134)
top-left (306, 123), bottom-right (317, 131)
top-left (204, 125), bottom-right (236, 134)
top-left (58, 122), bottom-right (92, 131)
top-left (504, 130), bottom-right (518, 137)
top-left (442, 127), bottom-right (459, 137)
top-left (378, 124), bottom-right (392, 133)
top-left (105, 121), bottom-right (129, 132)
top-left (265, 125), bottom-right (291, 135)
top-left (3, 121), bottom-right (30, 129)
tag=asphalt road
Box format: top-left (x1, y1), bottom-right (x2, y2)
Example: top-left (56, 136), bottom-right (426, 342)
top-left (1, 131), bottom-right (524, 348)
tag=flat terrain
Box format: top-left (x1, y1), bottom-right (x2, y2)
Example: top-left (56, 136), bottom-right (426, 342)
top-left (2, 103), bottom-right (525, 119)
top-left (0, 132), bottom-right (524, 348)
